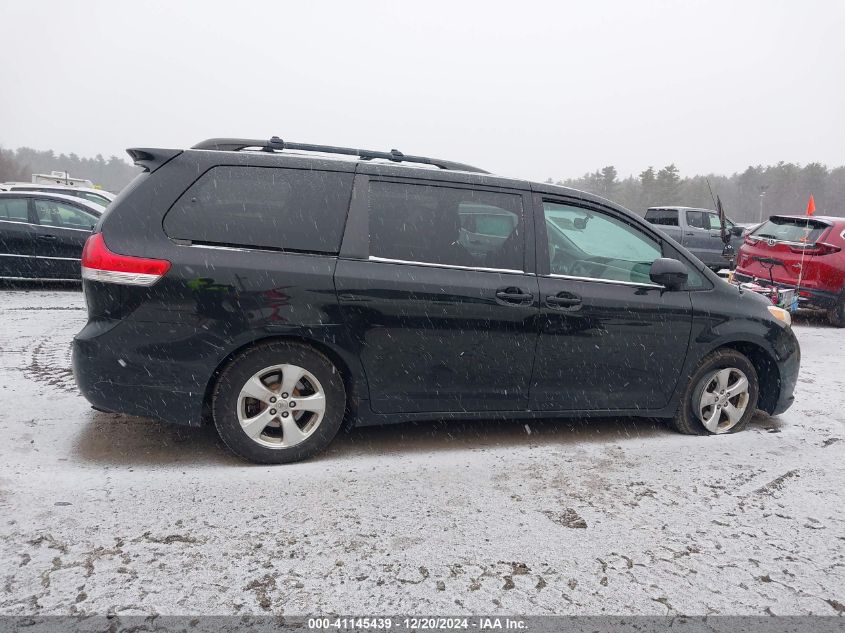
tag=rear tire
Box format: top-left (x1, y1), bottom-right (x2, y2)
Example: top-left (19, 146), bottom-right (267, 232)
top-left (212, 341), bottom-right (346, 464)
top-left (827, 296), bottom-right (845, 328)
top-left (671, 349), bottom-right (759, 435)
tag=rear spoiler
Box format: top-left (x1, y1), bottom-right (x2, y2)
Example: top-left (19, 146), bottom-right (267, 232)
top-left (126, 148), bottom-right (182, 173)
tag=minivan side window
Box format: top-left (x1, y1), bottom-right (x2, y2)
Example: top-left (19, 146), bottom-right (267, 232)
top-left (368, 181), bottom-right (524, 271)
top-left (543, 202), bottom-right (661, 285)
top-left (164, 166), bottom-right (353, 254)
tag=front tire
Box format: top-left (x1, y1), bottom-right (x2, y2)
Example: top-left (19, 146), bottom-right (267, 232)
top-left (671, 349), bottom-right (759, 435)
top-left (212, 341), bottom-right (346, 464)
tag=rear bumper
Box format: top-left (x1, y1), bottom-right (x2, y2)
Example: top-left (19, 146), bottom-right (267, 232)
top-left (72, 319), bottom-right (208, 427)
top-left (733, 272), bottom-right (839, 310)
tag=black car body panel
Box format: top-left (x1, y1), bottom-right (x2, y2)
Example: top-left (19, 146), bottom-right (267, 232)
top-left (0, 192), bottom-right (100, 280)
top-left (72, 143), bottom-right (800, 431)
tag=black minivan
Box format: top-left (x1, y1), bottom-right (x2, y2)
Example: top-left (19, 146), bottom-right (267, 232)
top-left (72, 137), bottom-right (800, 464)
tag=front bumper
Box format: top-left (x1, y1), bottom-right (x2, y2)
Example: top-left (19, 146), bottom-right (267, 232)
top-left (733, 272), bottom-right (839, 310)
top-left (768, 323), bottom-right (800, 416)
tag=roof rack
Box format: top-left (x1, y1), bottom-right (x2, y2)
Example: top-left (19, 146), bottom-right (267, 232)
top-left (191, 137), bottom-right (489, 174)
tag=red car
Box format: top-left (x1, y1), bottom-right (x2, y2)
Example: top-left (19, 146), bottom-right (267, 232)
top-left (735, 215), bottom-right (845, 326)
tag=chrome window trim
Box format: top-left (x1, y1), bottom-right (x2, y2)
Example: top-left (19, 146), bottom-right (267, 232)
top-left (0, 218), bottom-right (93, 232)
top-left (178, 242), bottom-right (335, 257)
top-left (182, 243), bottom-right (253, 253)
top-left (0, 275), bottom-right (79, 282)
top-left (0, 218), bottom-right (33, 227)
top-left (34, 224), bottom-right (92, 233)
top-left (0, 253), bottom-right (80, 261)
top-left (546, 272), bottom-right (664, 289)
top-left (367, 255), bottom-right (524, 274)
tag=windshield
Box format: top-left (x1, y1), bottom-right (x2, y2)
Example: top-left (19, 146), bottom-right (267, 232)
top-left (77, 191), bottom-right (112, 207)
top-left (752, 217), bottom-right (828, 243)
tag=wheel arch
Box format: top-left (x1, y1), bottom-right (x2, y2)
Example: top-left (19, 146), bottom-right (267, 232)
top-left (716, 339), bottom-right (781, 414)
top-left (200, 334), bottom-right (365, 426)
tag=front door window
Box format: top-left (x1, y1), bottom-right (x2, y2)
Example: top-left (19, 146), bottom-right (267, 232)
top-left (543, 201), bottom-right (661, 284)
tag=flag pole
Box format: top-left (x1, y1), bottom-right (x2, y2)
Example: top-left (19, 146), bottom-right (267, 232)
top-left (795, 194), bottom-right (816, 311)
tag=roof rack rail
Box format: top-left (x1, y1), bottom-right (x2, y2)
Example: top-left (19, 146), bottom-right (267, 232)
top-left (191, 137), bottom-right (489, 174)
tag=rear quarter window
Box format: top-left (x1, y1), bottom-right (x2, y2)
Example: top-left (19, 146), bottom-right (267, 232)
top-left (644, 209), bottom-right (678, 226)
top-left (163, 166), bottom-right (353, 253)
top-left (0, 198), bottom-right (30, 222)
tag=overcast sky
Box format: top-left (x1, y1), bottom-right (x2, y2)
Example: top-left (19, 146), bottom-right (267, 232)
top-left (2, 0), bottom-right (843, 182)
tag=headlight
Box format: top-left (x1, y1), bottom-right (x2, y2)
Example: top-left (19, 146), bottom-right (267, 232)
top-left (767, 305), bottom-right (792, 327)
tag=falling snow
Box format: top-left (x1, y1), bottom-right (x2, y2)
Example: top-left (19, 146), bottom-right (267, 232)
top-left (0, 287), bottom-right (843, 615)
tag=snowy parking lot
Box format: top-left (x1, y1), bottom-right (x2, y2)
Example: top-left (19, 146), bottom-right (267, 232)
top-left (0, 286), bottom-right (843, 616)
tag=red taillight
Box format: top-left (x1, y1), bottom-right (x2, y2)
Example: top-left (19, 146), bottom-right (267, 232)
top-left (788, 242), bottom-right (841, 256)
top-left (81, 233), bottom-right (171, 286)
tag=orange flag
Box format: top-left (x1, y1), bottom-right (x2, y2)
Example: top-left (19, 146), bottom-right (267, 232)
top-left (807, 194), bottom-right (816, 216)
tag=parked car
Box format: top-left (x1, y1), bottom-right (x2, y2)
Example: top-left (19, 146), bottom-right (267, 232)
top-left (735, 215), bottom-right (845, 326)
top-left (644, 206), bottom-right (744, 270)
top-left (0, 191), bottom-right (101, 280)
top-left (72, 137), bottom-right (799, 464)
top-left (0, 183), bottom-right (115, 208)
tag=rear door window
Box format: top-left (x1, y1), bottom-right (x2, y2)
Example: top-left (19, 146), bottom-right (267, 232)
top-left (0, 198), bottom-right (30, 223)
top-left (164, 166), bottom-right (353, 253)
top-left (368, 181), bottom-right (524, 271)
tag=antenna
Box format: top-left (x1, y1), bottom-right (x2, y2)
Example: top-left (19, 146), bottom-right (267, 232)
top-left (705, 178), bottom-right (718, 210)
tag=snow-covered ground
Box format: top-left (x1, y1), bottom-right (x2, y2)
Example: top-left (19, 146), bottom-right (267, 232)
top-left (0, 287), bottom-right (843, 616)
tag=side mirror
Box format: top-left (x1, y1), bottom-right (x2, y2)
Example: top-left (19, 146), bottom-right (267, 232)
top-left (730, 226), bottom-right (743, 237)
top-left (650, 257), bottom-right (688, 290)
top-left (573, 217), bottom-right (588, 230)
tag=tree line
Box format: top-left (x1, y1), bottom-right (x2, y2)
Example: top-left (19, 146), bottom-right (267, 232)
top-left (2, 146), bottom-right (842, 222)
top-left (0, 147), bottom-right (140, 193)
top-left (551, 162), bottom-right (845, 222)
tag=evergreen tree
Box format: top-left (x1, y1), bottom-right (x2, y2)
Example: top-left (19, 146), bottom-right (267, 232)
top-left (548, 161), bottom-right (844, 219)
top-left (639, 166), bottom-right (656, 210)
top-left (656, 163), bottom-right (681, 204)
top-left (600, 165), bottom-right (617, 198)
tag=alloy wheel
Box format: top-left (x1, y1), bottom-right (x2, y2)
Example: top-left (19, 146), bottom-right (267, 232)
top-left (696, 367), bottom-right (751, 433)
top-left (236, 364), bottom-right (326, 449)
